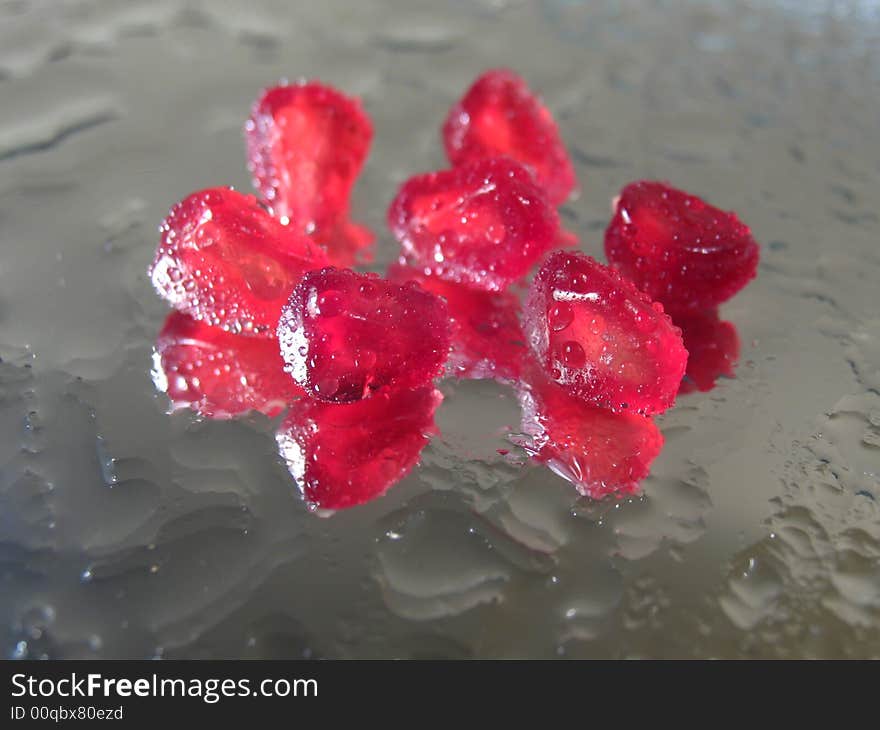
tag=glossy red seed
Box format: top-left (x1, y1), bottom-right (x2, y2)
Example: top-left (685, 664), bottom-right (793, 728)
top-left (604, 181), bottom-right (760, 311)
top-left (245, 81), bottom-right (374, 265)
top-left (675, 308), bottom-right (740, 394)
top-left (387, 157), bottom-right (562, 292)
top-left (277, 267), bottom-right (452, 403)
top-left (523, 251), bottom-right (688, 415)
top-left (153, 312), bottom-right (302, 419)
top-left (388, 264), bottom-right (527, 381)
top-left (149, 187), bottom-right (329, 336)
top-left (514, 366), bottom-right (664, 499)
top-left (442, 69), bottom-right (576, 205)
top-left (276, 386), bottom-right (442, 510)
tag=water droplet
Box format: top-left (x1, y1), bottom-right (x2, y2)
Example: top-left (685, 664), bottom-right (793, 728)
top-left (560, 341), bottom-right (586, 367)
top-left (316, 290), bottom-right (344, 317)
top-left (548, 302), bottom-right (574, 332)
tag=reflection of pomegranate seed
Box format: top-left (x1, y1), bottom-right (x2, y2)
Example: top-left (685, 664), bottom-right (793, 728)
top-left (153, 312), bottom-right (301, 419)
top-left (276, 387), bottom-right (442, 510)
top-left (605, 181), bottom-right (760, 311)
top-left (245, 81), bottom-right (374, 265)
top-left (388, 157), bottom-right (561, 292)
top-left (388, 264), bottom-right (527, 381)
top-left (514, 366), bottom-right (664, 499)
top-left (523, 251), bottom-right (688, 415)
top-left (443, 69), bottom-right (576, 205)
top-left (150, 187), bottom-right (328, 337)
top-left (675, 308), bottom-right (740, 394)
top-left (277, 267), bottom-right (452, 403)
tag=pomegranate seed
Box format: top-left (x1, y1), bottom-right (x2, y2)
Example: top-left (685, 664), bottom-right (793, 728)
top-left (245, 81), bottom-right (374, 265)
top-left (388, 263), bottom-right (527, 381)
top-left (523, 251), bottom-right (688, 415)
top-left (150, 187), bottom-right (329, 337)
top-left (277, 267), bottom-right (452, 403)
top-left (604, 181), bottom-right (760, 311)
top-left (442, 69), bottom-right (576, 205)
top-left (388, 157), bottom-right (562, 292)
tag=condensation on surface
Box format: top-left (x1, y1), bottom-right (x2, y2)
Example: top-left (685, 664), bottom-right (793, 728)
top-left (1, 0), bottom-right (879, 658)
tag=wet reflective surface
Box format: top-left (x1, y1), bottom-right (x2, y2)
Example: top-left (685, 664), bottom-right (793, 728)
top-left (2, 0), bottom-right (879, 658)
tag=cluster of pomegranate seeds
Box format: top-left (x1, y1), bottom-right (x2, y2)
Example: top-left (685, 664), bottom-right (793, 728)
top-left (246, 81), bottom-right (374, 266)
top-left (442, 69), bottom-right (577, 206)
top-left (523, 251), bottom-right (688, 415)
top-left (277, 267), bottom-right (451, 403)
top-left (604, 181), bottom-right (760, 312)
top-left (153, 311), bottom-right (301, 419)
top-left (149, 70), bottom-right (760, 508)
top-left (387, 264), bottom-right (527, 381)
top-left (149, 187), bottom-right (329, 336)
top-left (388, 157), bottom-right (562, 292)
top-left (276, 387), bottom-right (442, 510)
top-left (514, 365), bottom-right (664, 499)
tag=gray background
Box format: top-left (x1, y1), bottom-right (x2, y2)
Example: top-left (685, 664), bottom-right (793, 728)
top-left (1, 0), bottom-right (878, 658)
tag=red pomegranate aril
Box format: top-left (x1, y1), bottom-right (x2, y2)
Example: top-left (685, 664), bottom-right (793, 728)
top-left (388, 157), bottom-right (562, 292)
top-left (277, 267), bottom-right (452, 403)
top-left (276, 386), bottom-right (442, 510)
top-left (443, 69), bottom-right (576, 205)
top-left (149, 187), bottom-right (329, 337)
top-left (604, 181), bottom-right (760, 312)
top-left (388, 264), bottom-right (527, 381)
top-left (153, 311), bottom-right (302, 419)
top-left (245, 81), bottom-right (374, 265)
top-left (523, 251), bottom-right (688, 415)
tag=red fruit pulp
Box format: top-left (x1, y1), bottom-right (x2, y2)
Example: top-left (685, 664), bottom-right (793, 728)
top-left (149, 187), bottom-right (329, 336)
top-left (514, 366), bottom-right (664, 499)
top-left (388, 264), bottom-right (527, 381)
top-left (604, 181), bottom-right (760, 311)
top-left (442, 69), bottom-right (576, 205)
top-left (276, 386), bottom-right (442, 510)
top-left (387, 157), bottom-right (562, 292)
top-left (277, 267), bottom-right (452, 403)
top-left (245, 82), bottom-right (374, 265)
top-left (675, 308), bottom-right (740, 394)
top-left (153, 311), bottom-right (302, 419)
top-left (523, 251), bottom-right (688, 415)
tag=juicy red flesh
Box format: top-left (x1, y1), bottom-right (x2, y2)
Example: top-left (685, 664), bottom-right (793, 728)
top-left (442, 69), bottom-right (576, 205)
top-left (277, 267), bottom-right (452, 403)
top-left (153, 312), bottom-right (302, 419)
top-left (676, 308), bottom-right (740, 394)
top-left (388, 264), bottom-right (527, 381)
top-left (387, 157), bottom-right (562, 292)
top-left (514, 366), bottom-right (664, 499)
top-left (245, 81), bottom-right (374, 266)
top-left (604, 181), bottom-right (760, 311)
top-left (523, 251), bottom-right (688, 415)
top-left (150, 187), bottom-right (329, 336)
top-left (276, 387), bottom-right (442, 510)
